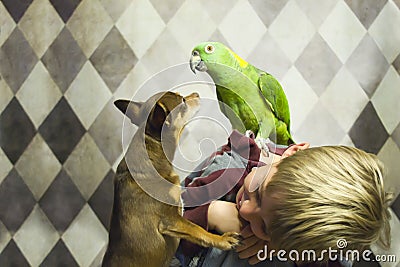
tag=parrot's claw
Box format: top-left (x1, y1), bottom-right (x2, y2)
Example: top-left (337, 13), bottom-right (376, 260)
top-left (245, 130), bottom-right (254, 138)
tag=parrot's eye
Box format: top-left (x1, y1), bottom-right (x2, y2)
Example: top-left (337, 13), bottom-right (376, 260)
top-left (205, 44), bottom-right (215, 54)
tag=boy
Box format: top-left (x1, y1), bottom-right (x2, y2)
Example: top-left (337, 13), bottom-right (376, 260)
top-left (176, 130), bottom-right (392, 267)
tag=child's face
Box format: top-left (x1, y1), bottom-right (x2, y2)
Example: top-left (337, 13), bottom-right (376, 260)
top-left (236, 165), bottom-right (279, 242)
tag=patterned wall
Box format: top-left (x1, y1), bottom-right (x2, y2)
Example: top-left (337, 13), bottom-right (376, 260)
top-left (0, 0), bottom-right (399, 266)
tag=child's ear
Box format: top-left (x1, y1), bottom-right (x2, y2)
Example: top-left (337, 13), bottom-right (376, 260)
top-left (114, 99), bottom-right (143, 126)
top-left (281, 142), bottom-right (310, 159)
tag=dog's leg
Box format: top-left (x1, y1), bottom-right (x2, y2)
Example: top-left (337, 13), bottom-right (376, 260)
top-left (159, 216), bottom-right (241, 250)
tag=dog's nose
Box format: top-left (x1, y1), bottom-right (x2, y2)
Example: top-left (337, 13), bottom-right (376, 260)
top-left (187, 92), bottom-right (199, 99)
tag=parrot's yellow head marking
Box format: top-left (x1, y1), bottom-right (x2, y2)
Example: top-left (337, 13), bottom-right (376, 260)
top-left (227, 47), bottom-right (248, 69)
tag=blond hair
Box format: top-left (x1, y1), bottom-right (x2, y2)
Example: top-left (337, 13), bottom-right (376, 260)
top-left (266, 146), bottom-right (392, 260)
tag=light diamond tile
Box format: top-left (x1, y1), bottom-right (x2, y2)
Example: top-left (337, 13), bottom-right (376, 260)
top-left (281, 66), bottom-right (319, 134)
top-left (99, 0), bottom-right (131, 22)
top-left (16, 62), bottom-right (62, 129)
top-left (0, 219), bottom-right (11, 253)
top-left (339, 134), bottom-right (355, 147)
top-left (269, 0), bottom-right (315, 62)
top-left (14, 205), bottom-right (59, 267)
top-left (0, 148), bottom-right (12, 185)
top-left (88, 244), bottom-right (107, 267)
top-left (369, 1), bottom-right (400, 63)
top-left (319, 0), bottom-right (366, 63)
top-left (219, 0), bottom-right (266, 58)
top-left (0, 2), bottom-right (16, 47)
top-left (200, 0), bottom-right (237, 24)
top-left (149, 0), bottom-right (184, 24)
top-left (64, 134), bottom-right (110, 200)
top-left (320, 67), bottom-right (369, 132)
top-left (294, 101), bottom-right (346, 146)
top-left (247, 32), bottom-right (292, 80)
top-left (18, 0), bottom-right (64, 58)
top-left (0, 77), bottom-right (13, 114)
top-left (66, 0), bottom-right (113, 58)
top-left (15, 134), bottom-right (61, 200)
top-left (116, 0), bottom-right (165, 59)
top-left (168, 0), bottom-right (216, 54)
top-left (114, 61), bottom-right (150, 100)
top-left (296, 0), bottom-right (339, 28)
top-left (371, 67), bottom-right (400, 134)
top-left (65, 62), bottom-right (112, 130)
top-left (62, 204), bottom-right (108, 267)
top-left (378, 138), bottom-right (400, 197)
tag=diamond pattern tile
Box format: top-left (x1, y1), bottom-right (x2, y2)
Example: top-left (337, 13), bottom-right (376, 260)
top-left (116, 0), bottom-right (165, 59)
top-left (0, 98), bottom-right (36, 164)
top-left (0, 27), bottom-right (38, 93)
top-left (0, 169), bottom-right (36, 233)
top-left (346, 34), bottom-right (390, 97)
top-left (0, 240), bottom-right (30, 267)
top-left (62, 204), bottom-right (108, 267)
top-left (88, 100), bottom-right (123, 166)
top-left (371, 67), bottom-right (400, 134)
top-left (64, 134), bottom-right (110, 200)
top-left (49, 0), bottom-right (81, 23)
top-left (1, 1), bottom-right (400, 265)
top-left (41, 27), bottom-right (86, 93)
top-left (345, 0), bottom-right (387, 29)
top-left (88, 170), bottom-right (114, 230)
top-left (40, 240), bottom-right (79, 267)
top-left (295, 34), bottom-right (342, 96)
top-left (369, 1), bottom-right (400, 63)
top-left (16, 62), bottom-right (62, 128)
top-left (15, 134), bottom-right (61, 200)
top-left (14, 205), bottom-right (59, 266)
top-left (1, 0), bottom-right (33, 23)
top-left (349, 102), bottom-right (389, 154)
top-left (269, 0), bottom-right (316, 62)
top-left (392, 194), bottom-right (400, 220)
top-left (319, 0), bottom-right (366, 63)
top-left (150, 0), bottom-right (184, 24)
top-left (39, 169), bottom-right (85, 233)
top-left (19, 0), bottom-right (64, 58)
top-left (38, 97), bottom-right (85, 164)
top-left (65, 62), bottom-right (112, 129)
top-left (66, 0), bottom-right (113, 58)
top-left (0, 2), bottom-right (16, 47)
top-left (90, 27), bottom-right (137, 92)
top-left (219, 0), bottom-right (266, 58)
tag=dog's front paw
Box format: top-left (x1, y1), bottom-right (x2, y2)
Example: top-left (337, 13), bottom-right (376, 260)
top-left (216, 232), bottom-right (242, 250)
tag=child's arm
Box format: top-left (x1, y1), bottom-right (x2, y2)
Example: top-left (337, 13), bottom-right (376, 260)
top-left (208, 200), bottom-right (244, 233)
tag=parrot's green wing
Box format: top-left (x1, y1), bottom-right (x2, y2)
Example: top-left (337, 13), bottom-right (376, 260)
top-left (257, 72), bottom-right (294, 144)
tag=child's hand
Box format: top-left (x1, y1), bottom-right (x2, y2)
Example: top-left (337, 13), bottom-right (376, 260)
top-left (236, 224), bottom-right (270, 265)
top-left (208, 201), bottom-right (242, 233)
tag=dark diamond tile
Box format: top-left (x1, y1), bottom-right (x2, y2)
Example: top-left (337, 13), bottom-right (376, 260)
top-left (49, 0), bottom-right (81, 23)
top-left (248, 0), bottom-right (289, 27)
top-left (0, 169), bottom-right (36, 233)
top-left (295, 34), bottom-right (342, 96)
top-left (39, 169), bottom-right (85, 232)
top-left (391, 194), bottom-right (400, 220)
top-left (349, 102), bottom-right (389, 154)
top-left (392, 122), bottom-right (400, 149)
top-left (393, 53), bottom-right (400, 75)
top-left (39, 240), bottom-right (79, 267)
top-left (1, 0), bottom-right (33, 23)
top-left (0, 240), bottom-right (30, 267)
top-left (149, 0), bottom-right (184, 23)
top-left (345, 0), bottom-right (387, 29)
top-left (88, 170), bottom-right (114, 230)
top-left (38, 97), bottom-right (85, 164)
top-left (41, 27), bottom-right (86, 93)
top-left (90, 27), bottom-right (137, 92)
top-left (0, 98), bottom-right (36, 164)
top-left (394, 0), bottom-right (400, 10)
top-left (346, 35), bottom-right (389, 97)
top-left (0, 27), bottom-right (38, 93)
top-left (89, 100), bottom-right (123, 165)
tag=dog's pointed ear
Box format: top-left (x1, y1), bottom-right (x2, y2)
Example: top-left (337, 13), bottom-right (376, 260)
top-left (114, 99), bottom-right (143, 126)
top-left (148, 102), bottom-right (168, 132)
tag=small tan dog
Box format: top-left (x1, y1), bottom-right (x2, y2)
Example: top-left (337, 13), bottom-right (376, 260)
top-left (102, 91), bottom-right (241, 267)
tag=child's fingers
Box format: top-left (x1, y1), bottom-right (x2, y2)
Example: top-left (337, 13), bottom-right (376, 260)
top-left (240, 224), bottom-right (254, 238)
top-left (237, 238), bottom-right (266, 261)
top-left (236, 235), bottom-right (259, 253)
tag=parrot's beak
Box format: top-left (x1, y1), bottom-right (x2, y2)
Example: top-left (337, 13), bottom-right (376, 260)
top-left (190, 50), bottom-right (207, 73)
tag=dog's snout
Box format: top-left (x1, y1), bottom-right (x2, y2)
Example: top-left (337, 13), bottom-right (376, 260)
top-left (186, 92), bottom-right (200, 100)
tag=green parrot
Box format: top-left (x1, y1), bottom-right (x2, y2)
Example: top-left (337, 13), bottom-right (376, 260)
top-left (189, 42), bottom-right (294, 145)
